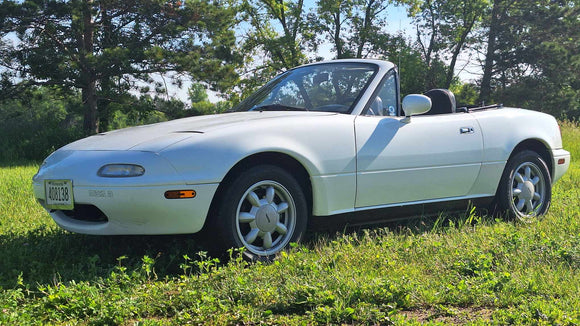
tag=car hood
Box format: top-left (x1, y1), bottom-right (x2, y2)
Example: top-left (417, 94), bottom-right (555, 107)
top-left (59, 111), bottom-right (336, 152)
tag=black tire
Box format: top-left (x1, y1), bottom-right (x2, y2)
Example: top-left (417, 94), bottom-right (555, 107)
top-left (211, 165), bottom-right (308, 261)
top-left (496, 150), bottom-right (552, 222)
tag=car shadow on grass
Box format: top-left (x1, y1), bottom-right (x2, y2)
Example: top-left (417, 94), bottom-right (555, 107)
top-left (0, 228), bottom-right (208, 289)
top-left (1, 206), bottom-right (499, 290)
top-left (305, 205), bottom-right (501, 247)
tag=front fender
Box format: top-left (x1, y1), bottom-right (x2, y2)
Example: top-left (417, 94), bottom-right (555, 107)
top-left (159, 114), bottom-right (359, 216)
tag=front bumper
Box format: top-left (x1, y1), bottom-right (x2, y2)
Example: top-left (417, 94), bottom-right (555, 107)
top-left (33, 150), bottom-right (219, 235)
top-left (33, 182), bottom-right (218, 235)
top-left (551, 149), bottom-right (571, 184)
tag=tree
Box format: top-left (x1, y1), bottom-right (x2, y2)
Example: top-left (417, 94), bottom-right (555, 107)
top-left (350, 0), bottom-right (405, 58)
top-left (314, 0), bottom-right (355, 59)
top-left (478, 0), bottom-right (580, 117)
top-left (415, 0), bottom-right (489, 89)
top-left (0, 0), bottom-right (240, 135)
top-left (242, 0), bottom-right (314, 69)
top-left (314, 0), bottom-right (420, 59)
top-left (236, 0), bottom-right (317, 99)
top-left (189, 82), bottom-right (216, 115)
top-left (478, 0), bottom-right (502, 104)
top-left (393, 38), bottom-right (434, 95)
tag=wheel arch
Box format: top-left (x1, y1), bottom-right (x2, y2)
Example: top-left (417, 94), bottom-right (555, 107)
top-left (203, 151), bottom-right (313, 230)
top-left (494, 142), bottom-right (553, 219)
top-left (508, 138), bottom-right (553, 180)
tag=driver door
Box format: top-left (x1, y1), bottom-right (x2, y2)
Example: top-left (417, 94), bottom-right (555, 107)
top-left (355, 115), bottom-right (483, 208)
top-left (354, 71), bottom-right (483, 208)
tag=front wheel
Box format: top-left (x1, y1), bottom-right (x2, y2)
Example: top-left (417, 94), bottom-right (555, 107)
top-left (496, 150), bottom-right (552, 222)
top-left (212, 165), bottom-right (308, 261)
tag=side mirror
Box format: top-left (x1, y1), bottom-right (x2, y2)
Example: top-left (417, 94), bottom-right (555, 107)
top-left (402, 94), bottom-right (431, 123)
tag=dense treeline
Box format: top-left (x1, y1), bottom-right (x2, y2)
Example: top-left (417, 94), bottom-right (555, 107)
top-left (1, 0), bottom-right (579, 161)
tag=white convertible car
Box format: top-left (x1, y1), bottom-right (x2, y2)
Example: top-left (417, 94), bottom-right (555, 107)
top-left (33, 59), bottom-right (570, 260)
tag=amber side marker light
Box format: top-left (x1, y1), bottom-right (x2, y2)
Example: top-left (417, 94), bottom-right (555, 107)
top-left (558, 158), bottom-right (566, 165)
top-left (164, 190), bottom-right (196, 199)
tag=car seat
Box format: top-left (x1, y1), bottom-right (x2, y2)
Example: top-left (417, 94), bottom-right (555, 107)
top-left (424, 89), bottom-right (456, 115)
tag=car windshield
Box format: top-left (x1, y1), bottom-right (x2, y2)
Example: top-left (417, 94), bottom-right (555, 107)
top-left (230, 62), bottom-right (378, 113)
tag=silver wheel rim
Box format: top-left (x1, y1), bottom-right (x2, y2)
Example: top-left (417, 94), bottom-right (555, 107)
top-left (509, 161), bottom-right (546, 218)
top-left (235, 180), bottom-right (296, 257)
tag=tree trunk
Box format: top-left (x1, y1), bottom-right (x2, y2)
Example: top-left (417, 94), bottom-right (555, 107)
top-left (81, 0), bottom-right (98, 135)
top-left (333, 11), bottom-right (343, 58)
top-left (356, 0), bottom-right (375, 58)
top-left (479, 0), bottom-right (500, 105)
top-left (417, 0), bottom-right (437, 90)
top-left (82, 80), bottom-right (99, 135)
top-left (445, 18), bottom-right (476, 88)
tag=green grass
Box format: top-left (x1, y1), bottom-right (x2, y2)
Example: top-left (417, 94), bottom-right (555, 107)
top-left (1, 122), bottom-right (579, 325)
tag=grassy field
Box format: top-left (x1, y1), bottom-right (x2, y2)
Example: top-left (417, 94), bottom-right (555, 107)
top-left (1, 122), bottom-right (579, 325)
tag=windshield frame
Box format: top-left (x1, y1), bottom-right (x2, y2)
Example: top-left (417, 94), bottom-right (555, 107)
top-left (230, 62), bottom-right (380, 114)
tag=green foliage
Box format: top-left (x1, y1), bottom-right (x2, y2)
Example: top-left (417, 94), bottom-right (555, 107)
top-left (391, 38), bottom-right (447, 96)
top-left (1, 124), bottom-right (579, 324)
top-left (314, 0), bottom-right (420, 60)
top-left (480, 0), bottom-right (580, 116)
top-left (0, 84), bottom-right (237, 162)
top-left (450, 82), bottom-right (479, 106)
top-left (241, 0), bottom-right (311, 70)
top-left (0, 0), bottom-right (241, 135)
top-left (188, 83), bottom-right (231, 115)
top-left (0, 0), bottom-right (577, 130)
top-left (236, 0), bottom-right (316, 99)
top-left (0, 87), bottom-right (83, 162)
top-left (0, 0), bottom-right (577, 137)
top-left (415, 0), bottom-right (490, 89)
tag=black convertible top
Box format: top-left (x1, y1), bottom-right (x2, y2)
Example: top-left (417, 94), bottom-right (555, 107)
top-left (457, 103), bottom-right (504, 113)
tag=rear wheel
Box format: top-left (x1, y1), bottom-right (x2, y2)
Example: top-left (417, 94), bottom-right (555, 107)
top-left (212, 165), bottom-right (308, 261)
top-left (496, 150), bottom-right (552, 222)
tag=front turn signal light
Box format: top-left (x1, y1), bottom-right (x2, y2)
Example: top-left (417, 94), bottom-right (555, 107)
top-left (164, 190), bottom-right (196, 199)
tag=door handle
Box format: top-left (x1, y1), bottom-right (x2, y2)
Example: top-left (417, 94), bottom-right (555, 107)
top-left (460, 127), bottom-right (474, 134)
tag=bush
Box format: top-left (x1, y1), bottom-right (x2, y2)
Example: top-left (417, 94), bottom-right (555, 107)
top-left (0, 87), bottom-right (84, 162)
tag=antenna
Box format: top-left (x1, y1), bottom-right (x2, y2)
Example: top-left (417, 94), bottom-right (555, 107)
top-left (398, 19), bottom-right (402, 69)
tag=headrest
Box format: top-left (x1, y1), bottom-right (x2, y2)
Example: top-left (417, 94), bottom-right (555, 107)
top-left (424, 89), bottom-right (456, 115)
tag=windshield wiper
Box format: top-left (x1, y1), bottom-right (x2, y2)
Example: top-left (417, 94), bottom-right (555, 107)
top-left (251, 104), bottom-right (309, 112)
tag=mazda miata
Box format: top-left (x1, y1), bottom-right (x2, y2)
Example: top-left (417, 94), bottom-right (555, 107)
top-left (33, 59), bottom-right (570, 260)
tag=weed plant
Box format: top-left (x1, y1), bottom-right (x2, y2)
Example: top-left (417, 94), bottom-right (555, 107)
top-left (0, 123), bottom-right (579, 325)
